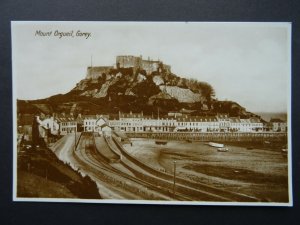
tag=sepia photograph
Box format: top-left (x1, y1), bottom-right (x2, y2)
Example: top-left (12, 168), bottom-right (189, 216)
top-left (12, 21), bottom-right (292, 205)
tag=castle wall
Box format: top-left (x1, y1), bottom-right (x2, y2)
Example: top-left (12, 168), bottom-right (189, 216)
top-left (86, 56), bottom-right (171, 80)
top-left (116, 55), bottom-right (142, 69)
top-left (86, 66), bottom-right (113, 80)
top-left (116, 55), bottom-right (171, 74)
top-left (141, 60), bottom-right (160, 74)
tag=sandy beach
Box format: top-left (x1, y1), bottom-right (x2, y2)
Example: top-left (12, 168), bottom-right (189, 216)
top-left (124, 138), bottom-right (289, 202)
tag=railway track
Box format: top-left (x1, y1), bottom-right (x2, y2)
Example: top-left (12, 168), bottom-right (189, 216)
top-left (111, 133), bottom-right (260, 202)
top-left (74, 132), bottom-right (183, 200)
top-left (75, 132), bottom-right (260, 202)
top-left (105, 135), bottom-right (235, 201)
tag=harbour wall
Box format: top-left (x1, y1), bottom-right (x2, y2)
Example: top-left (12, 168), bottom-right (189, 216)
top-left (125, 132), bottom-right (287, 143)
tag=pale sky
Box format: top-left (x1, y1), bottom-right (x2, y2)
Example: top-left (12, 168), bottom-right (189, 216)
top-left (12, 22), bottom-right (291, 113)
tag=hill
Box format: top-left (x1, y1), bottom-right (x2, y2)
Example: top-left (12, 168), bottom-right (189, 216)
top-left (17, 61), bottom-right (254, 117)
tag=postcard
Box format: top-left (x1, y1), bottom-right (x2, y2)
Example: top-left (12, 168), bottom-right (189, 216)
top-left (12, 21), bottom-right (292, 206)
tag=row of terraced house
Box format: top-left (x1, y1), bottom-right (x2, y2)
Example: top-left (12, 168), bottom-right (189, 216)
top-left (17, 112), bottom-right (288, 139)
top-left (82, 112), bottom-right (287, 134)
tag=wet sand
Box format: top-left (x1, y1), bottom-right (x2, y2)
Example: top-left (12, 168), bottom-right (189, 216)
top-left (124, 138), bottom-right (289, 202)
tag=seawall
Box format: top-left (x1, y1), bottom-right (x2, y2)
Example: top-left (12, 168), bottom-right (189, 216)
top-left (125, 132), bottom-right (287, 143)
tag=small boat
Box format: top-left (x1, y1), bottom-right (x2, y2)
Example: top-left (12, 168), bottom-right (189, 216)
top-left (155, 140), bottom-right (168, 145)
top-left (186, 139), bottom-right (193, 143)
top-left (247, 146), bottom-right (254, 150)
top-left (217, 147), bottom-right (229, 152)
top-left (281, 148), bottom-right (288, 158)
top-left (208, 142), bottom-right (224, 148)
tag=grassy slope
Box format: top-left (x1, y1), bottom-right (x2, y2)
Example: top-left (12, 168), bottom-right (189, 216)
top-left (17, 146), bottom-right (101, 199)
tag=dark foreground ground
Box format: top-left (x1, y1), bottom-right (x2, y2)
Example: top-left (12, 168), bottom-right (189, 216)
top-left (17, 142), bottom-right (101, 199)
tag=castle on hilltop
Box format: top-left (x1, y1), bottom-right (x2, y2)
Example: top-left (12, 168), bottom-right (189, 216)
top-left (86, 55), bottom-right (171, 80)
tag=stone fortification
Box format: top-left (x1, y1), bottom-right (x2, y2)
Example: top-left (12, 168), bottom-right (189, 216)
top-left (86, 66), bottom-right (113, 80)
top-left (85, 55), bottom-right (171, 80)
top-left (116, 55), bottom-right (171, 75)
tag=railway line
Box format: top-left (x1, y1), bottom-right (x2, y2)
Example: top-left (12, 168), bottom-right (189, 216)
top-left (71, 132), bottom-right (260, 202)
top-left (74, 132), bottom-right (180, 200)
top-left (111, 132), bottom-right (260, 202)
top-left (104, 135), bottom-right (232, 201)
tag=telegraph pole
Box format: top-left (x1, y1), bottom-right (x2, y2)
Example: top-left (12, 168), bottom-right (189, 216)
top-left (173, 160), bottom-right (176, 198)
top-left (74, 129), bottom-right (77, 152)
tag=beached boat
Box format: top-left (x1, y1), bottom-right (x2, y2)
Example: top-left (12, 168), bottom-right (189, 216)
top-left (155, 140), bottom-right (168, 145)
top-left (217, 147), bottom-right (229, 152)
top-left (281, 148), bottom-right (288, 158)
top-left (208, 142), bottom-right (224, 148)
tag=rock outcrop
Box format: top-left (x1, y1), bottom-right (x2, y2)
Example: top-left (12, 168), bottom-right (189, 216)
top-left (153, 75), bottom-right (164, 86)
top-left (159, 86), bottom-right (203, 103)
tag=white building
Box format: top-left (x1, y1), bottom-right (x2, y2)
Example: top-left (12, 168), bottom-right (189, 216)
top-left (229, 117), bottom-right (241, 132)
top-left (39, 116), bottom-right (60, 135)
top-left (229, 117), bottom-right (263, 132)
top-left (216, 114), bottom-right (231, 132)
top-left (175, 116), bottom-right (219, 132)
top-left (249, 117), bottom-right (264, 132)
top-left (83, 115), bottom-right (109, 132)
top-left (142, 116), bottom-right (176, 132)
top-left (56, 115), bottom-right (77, 135)
top-left (80, 112), bottom-right (268, 134)
top-left (118, 111), bottom-right (144, 132)
top-left (269, 118), bottom-right (287, 132)
top-left (108, 117), bottom-right (122, 131)
top-left (239, 119), bottom-right (252, 132)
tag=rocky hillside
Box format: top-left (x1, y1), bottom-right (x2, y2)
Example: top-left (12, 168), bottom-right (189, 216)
top-left (17, 66), bottom-right (252, 117)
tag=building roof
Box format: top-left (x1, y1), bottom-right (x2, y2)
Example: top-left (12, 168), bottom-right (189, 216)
top-left (143, 115), bottom-right (176, 120)
top-left (176, 116), bottom-right (217, 122)
top-left (216, 114), bottom-right (229, 120)
top-left (240, 119), bottom-right (250, 123)
top-left (54, 114), bottom-right (76, 122)
top-left (119, 112), bottom-right (143, 119)
top-left (229, 117), bottom-right (241, 123)
top-left (82, 114), bottom-right (109, 120)
top-left (100, 124), bottom-right (111, 128)
top-left (55, 117), bottom-right (76, 123)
